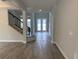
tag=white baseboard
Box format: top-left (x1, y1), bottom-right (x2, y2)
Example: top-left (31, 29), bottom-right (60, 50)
top-left (0, 40), bottom-right (26, 44)
top-left (54, 42), bottom-right (69, 59)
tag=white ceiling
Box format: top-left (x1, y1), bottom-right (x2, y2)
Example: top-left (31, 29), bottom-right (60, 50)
top-left (22, 0), bottom-right (57, 12)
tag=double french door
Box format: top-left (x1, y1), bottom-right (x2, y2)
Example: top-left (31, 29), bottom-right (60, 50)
top-left (36, 18), bottom-right (48, 32)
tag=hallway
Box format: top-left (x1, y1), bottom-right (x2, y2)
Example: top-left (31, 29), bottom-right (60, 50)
top-left (32, 32), bottom-right (65, 59)
top-left (0, 32), bottom-right (64, 59)
top-left (0, 0), bottom-right (77, 59)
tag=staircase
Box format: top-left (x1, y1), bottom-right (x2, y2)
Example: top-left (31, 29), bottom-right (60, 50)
top-left (8, 11), bottom-right (23, 34)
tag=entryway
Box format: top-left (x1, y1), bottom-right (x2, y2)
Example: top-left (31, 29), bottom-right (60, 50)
top-left (36, 18), bottom-right (48, 32)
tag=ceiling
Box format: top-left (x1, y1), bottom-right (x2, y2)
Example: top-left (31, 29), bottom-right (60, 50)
top-left (22, 0), bottom-right (57, 12)
top-left (2, 0), bottom-right (57, 12)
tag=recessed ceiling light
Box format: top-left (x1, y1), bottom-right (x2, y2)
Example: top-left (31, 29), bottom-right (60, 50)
top-left (39, 9), bottom-right (42, 12)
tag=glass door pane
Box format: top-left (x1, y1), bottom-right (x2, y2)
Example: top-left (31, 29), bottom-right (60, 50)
top-left (42, 19), bottom-right (47, 31)
top-left (37, 19), bottom-right (41, 31)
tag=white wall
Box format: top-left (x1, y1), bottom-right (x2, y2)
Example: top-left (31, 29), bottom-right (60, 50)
top-left (23, 11), bottom-right (27, 43)
top-left (0, 1), bottom-right (26, 43)
top-left (1, 0), bottom-right (26, 10)
top-left (53, 0), bottom-right (77, 59)
top-left (32, 12), bottom-right (35, 35)
top-left (49, 12), bottom-right (54, 42)
top-left (0, 1), bottom-right (21, 9)
top-left (11, 0), bottom-right (26, 10)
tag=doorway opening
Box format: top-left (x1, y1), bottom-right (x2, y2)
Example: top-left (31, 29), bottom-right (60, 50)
top-left (36, 18), bottom-right (47, 32)
top-left (26, 18), bottom-right (31, 36)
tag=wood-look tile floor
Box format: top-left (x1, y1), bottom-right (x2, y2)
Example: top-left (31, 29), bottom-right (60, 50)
top-left (0, 32), bottom-right (65, 59)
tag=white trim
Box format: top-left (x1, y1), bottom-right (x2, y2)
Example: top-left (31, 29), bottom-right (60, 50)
top-left (54, 42), bottom-right (69, 59)
top-left (0, 40), bottom-right (26, 44)
top-left (51, 40), bottom-right (53, 44)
